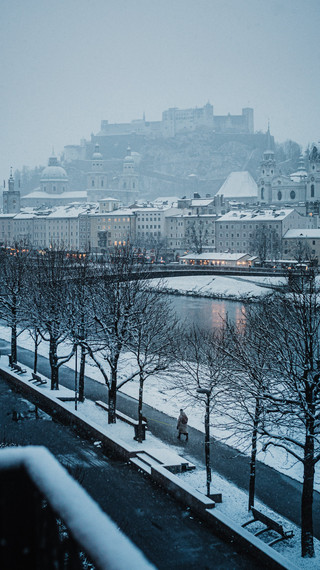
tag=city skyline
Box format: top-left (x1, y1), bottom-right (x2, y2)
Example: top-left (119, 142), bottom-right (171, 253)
top-left (1, 0), bottom-right (319, 178)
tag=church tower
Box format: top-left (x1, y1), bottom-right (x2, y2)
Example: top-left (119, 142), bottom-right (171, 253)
top-left (118, 147), bottom-right (139, 203)
top-left (258, 125), bottom-right (276, 204)
top-left (3, 168), bottom-right (20, 214)
top-left (86, 144), bottom-right (109, 202)
top-left (306, 144), bottom-right (320, 203)
top-left (87, 144), bottom-right (108, 190)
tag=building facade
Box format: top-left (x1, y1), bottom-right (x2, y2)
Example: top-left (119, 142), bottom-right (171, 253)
top-left (215, 208), bottom-right (310, 255)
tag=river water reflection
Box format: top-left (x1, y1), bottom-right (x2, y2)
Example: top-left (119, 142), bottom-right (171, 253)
top-left (168, 295), bottom-right (246, 331)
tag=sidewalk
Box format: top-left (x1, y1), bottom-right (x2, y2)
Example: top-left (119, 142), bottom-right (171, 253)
top-left (12, 341), bottom-right (320, 541)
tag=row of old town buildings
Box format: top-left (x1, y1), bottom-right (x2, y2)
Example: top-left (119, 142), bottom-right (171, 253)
top-left (2, 128), bottom-right (320, 264)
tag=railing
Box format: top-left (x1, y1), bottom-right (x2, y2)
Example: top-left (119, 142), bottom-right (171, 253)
top-left (0, 446), bottom-right (154, 570)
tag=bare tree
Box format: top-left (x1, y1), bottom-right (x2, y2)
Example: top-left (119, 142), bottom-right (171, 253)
top-left (185, 217), bottom-right (209, 254)
top-left (289, 240), bottom-right (316, 265)
top-left (126, 285), bottom-right (177, 441)
top-left (87, 246), bottom-right (150, 423)
top-left (248, 276), bottom-right (320, 558)
top-left (32, 249), bottom-right (75, 390)
top-left (0, 245), bottom-right (30, 363)
top-left (173, 326), bottom-right (229, 493)
top-left (223, 310), bottom-right (272, 510)
top-left (249, 224), bottom-right (281, 264)
top-left (68, 253), bottom-right (95, 402)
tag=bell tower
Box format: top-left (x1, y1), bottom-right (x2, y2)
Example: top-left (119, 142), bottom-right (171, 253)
top-left (258, 125), bottom-right (276, 204)
top-left (3, 168), bottom-right (20, 214)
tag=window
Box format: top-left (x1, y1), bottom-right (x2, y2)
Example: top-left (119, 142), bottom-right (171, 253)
top-left (261, 187), bottom-right (264, 200)
top-left (277, 191), bottom-right (282, 201)
top-left (311, 184), bottom-right (315, 198)
top-left (290, 190), bottom-right (296, 200)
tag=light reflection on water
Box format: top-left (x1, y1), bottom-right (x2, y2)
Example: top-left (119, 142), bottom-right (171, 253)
top-left (168, 295), bottom-right (246, 331)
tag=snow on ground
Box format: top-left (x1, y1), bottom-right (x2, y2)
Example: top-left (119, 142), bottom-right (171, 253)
top-left (1, 323), bottom-right (319, 492)
top-left (148, 275), bottom-right (286, 299)
top-left (1, 337), bottom-right (320, 567)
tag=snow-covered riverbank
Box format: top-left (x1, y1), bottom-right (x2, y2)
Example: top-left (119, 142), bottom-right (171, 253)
top-left (148, 274), bottom-right (287, 301)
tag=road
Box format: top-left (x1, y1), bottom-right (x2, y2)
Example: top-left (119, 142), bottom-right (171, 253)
top-left (10, 343), bottom-right (320, 540)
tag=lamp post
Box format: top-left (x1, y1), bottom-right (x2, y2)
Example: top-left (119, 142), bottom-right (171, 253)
top-left (197, 387), bottom-right (212, 497)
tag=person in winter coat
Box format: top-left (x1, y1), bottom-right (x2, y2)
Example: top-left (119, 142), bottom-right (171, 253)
top-left (177, 409), bottom-right (188, 441)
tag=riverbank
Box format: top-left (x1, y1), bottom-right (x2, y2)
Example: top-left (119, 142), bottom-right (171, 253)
top-left (149, 274), bottom-right (287, 301)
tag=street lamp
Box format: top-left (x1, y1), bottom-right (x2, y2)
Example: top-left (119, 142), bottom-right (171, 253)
top-left (197, 387), bottom-right (212, 497)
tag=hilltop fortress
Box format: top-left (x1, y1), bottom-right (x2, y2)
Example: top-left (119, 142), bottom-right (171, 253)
top-left (100, 103), bottom-right (254, 138)
top-left (64, 103), bottom-right (254, 162)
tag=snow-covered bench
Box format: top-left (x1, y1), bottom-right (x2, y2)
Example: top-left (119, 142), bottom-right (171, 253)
top-left (30, 372), bottom-right (47, 385)
top-left (12, 363), bottom-right (27, 374)
top-left (242, 507), bottom-right (294, 546)
top-left (95, 400), bottom-right (147, 428)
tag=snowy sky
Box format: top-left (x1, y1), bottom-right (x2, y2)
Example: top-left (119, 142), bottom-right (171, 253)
top-left (1, 0), bottom-right (319, 179)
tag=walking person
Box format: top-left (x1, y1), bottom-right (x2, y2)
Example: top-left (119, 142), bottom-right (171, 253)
top-left (177, 409), bottom-right (188, 441)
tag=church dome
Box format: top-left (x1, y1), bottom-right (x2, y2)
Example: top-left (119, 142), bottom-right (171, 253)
top-left (40, 155), bottom-right (68, 181)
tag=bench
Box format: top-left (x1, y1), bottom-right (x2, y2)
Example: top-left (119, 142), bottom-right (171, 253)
top-left (96, 400), bottom-right (146, 427)
top-left (95, 400), bottom-right (147, 440)
top-left (11, 363), bottom-right (27, 374)
top-left (242, 507), bottom-right (294, 546)
top-left (30, 372), bottom-right (47, 385)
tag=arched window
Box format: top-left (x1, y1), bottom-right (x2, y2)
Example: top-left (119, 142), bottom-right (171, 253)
top-left (101, 180), bottom-right (104, 187)
top-left (290, 190), bottom-right (296, 200)
top-left (261, 187), bottom-right (264, 200)
top-left (311, 184), bottom-right (315, 198)
top-left (277, 191), bottom-right (282, 201)
top-left (92, 180), bottom-right (95, 187)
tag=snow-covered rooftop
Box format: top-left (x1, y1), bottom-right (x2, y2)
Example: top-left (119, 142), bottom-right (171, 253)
top-left (47, 204), bottom-right (91, 218)
top-left (216, 171), bottom-right (258, 198)
top-left (218, 208), bottom-right (294, 222)
top-left (191, 199), bottom-right (214, 206)
top-left (284, 229), bottom-right (320, 239)
top-left (180, 252), bottom-right (251, 261)
top-left (23, 191), bottom-right (87, 199)
top-left (153, 196), bottom-right (179, 207)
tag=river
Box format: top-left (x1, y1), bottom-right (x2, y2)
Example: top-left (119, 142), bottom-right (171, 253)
top-left (168, 294), bottom-right (245, 331)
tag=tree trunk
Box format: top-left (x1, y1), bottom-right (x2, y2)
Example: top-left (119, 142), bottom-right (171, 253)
top-left (78, 345), bottom-right (86, 403)
top-left (301, 429), bottom-right (315, 557)
top-left (49, 336), bottom-right (59, 390)
top-left (108, 371), bottom-right (117, 424)
top-left (135, 373), bottom-right (145, 443)
top-left (248, 398), bottom-right (260, 511)
top-left (11, 322), bottom-right (17, 363)
top-left (33, 332), bottom-right (38, 374)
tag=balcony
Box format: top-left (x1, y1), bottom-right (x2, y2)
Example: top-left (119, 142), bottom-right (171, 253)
top-left (0, 446), bottom-right (153, 570)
